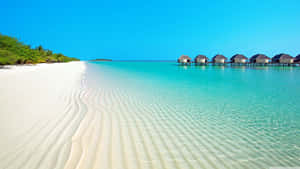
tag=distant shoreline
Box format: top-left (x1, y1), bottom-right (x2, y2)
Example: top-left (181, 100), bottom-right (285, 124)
top-left (90, 60), bottom-right (176, 62)
top-left (90, 59), bottom-right (112, 61)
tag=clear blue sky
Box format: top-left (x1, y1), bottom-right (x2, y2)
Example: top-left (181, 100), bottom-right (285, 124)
top-left (1, 0), bottom-right (300, 60)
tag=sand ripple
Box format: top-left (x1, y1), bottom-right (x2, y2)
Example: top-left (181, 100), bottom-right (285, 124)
top-left (1, 62), bottom-right (300, 169)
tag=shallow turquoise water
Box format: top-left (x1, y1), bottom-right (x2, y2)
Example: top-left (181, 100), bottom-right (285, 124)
top-left (86, 61), bottom-right (300, 168)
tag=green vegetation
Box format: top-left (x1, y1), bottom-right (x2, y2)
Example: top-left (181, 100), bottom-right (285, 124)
top-left (0, 33), bottom-right (79, 65)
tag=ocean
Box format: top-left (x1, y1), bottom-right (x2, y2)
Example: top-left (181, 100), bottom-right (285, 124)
top-left (82, 61), bottom-right (300, 169)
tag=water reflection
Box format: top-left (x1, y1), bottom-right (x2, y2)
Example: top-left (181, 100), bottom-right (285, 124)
top-left (175, 63), bottom-right (300, 72)
top-left (211, 65), bottom-right (226, 70)
top-left (195, 65), bottom-right (206, 70)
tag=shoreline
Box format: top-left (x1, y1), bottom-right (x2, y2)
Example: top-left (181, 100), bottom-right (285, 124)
top-left (0, 61), bottom-right (82, 68)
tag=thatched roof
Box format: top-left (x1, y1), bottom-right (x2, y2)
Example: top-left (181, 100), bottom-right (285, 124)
top-left (272, 53), bottom-right (293, 62)
top-left (230, 54), bottom-right (247, 61)
top-left (177, 55), bottom-right (191, 62)
top-left (194, 55), bottom-right (208, 62)
top-left (195, 55), bottom-right (207, 59)
top-left (294, 54), bottom-right (300, 63)
top-left (212, 54), bottom-right (227, 61)
top-left (178, 55), bottom-right (191, 60)
top-left (250, 54), bottom-right (270, 61)
top-left (250, 54), bottom-right (270, 63)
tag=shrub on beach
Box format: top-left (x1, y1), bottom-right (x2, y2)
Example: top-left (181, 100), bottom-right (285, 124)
top-left (0, 33), bottom-right (79, 65)
top-left (0, 49), bottom-right (18, 65)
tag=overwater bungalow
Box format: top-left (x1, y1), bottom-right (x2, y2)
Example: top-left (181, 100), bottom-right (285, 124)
top-left (272, 53), bottom-right (294, 64)
top-left (230, 54), bottom-right (248, 64)
top-left (177, 55), bottom-right (192, 65)
top-left (250, 54), bottom-right (270, 64)
top-left (194, 55), bottom-right (208, 65)
top-left (294, 54), bottom-right (300, 63)
top-left (212, 55), bottom-right (227, 64)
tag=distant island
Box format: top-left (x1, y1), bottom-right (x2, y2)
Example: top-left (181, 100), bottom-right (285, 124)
top-left (90, 59), bottom-right (112, 61)
top-left (0, 33), bottom-right (79, 65)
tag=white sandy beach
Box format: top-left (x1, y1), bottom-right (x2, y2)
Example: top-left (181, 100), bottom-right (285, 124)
top-left (0, 62), bottom-right (202, 169)
top-left (0, 62), bottom-right (149, 169)
top-left (0, 62), bottom-right (86, 169)
top-left (0, 62), bottom-right (158, 169)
